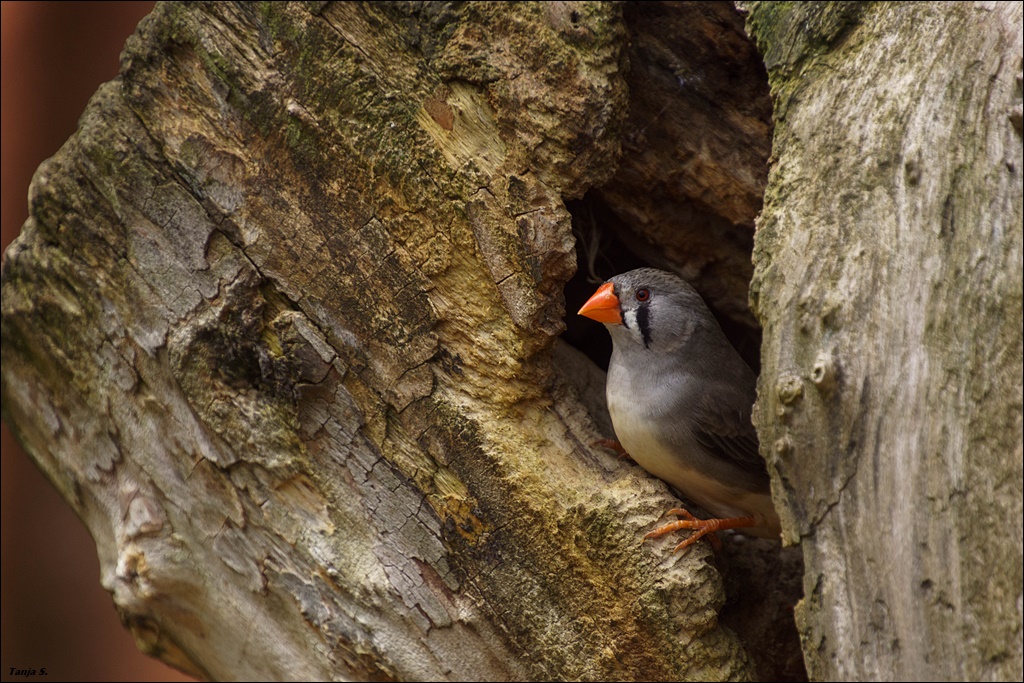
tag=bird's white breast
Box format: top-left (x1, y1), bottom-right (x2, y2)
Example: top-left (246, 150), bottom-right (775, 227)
top-left (606, 368), bottom-right (775, 530)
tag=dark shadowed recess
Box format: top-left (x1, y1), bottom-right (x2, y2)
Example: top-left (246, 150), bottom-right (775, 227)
top-left (562, 3), bottom-right (807, 681)
top-left (563, 1), bottom-right (772, 376)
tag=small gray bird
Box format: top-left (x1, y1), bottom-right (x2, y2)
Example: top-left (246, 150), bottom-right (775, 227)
top-left (578, 268), bottom-right (781, 552)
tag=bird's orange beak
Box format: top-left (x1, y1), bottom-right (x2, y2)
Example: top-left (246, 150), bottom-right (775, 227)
top-left (578, 282), bottom-right (623, 324)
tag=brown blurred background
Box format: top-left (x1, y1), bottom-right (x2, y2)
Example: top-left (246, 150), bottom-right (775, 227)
top-left (1, 3), bottom-right (193, 681)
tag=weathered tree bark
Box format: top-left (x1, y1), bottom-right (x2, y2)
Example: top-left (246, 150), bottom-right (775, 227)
top-left (745, 2), bottom-right (1023, 681)
top-left (0, 2), bottom-right (784, 681)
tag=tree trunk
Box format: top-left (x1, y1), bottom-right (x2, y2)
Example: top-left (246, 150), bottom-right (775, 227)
top-left (745, 2), bottom-right (1023, 681)
top-left (1, 2), bottom-right (783, 680)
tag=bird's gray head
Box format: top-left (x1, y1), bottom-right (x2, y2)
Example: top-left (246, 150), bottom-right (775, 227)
top-left (578, 268), bottom-right (717, 353)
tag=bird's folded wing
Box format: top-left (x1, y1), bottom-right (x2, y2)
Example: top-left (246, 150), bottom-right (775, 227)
top-left (690, 384), bottom-right (768, 481)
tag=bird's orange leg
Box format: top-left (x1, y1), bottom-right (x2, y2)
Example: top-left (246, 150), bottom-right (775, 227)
top-left (593, 438), bottom-right (633, 461)
top-left (644, 509), bottom-right (760, 554)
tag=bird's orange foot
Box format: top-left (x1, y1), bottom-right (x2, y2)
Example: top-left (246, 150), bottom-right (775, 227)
top-left (644, 508), bottom-right (761, 554)
top-left (593, 438), bottom-right (633, 461)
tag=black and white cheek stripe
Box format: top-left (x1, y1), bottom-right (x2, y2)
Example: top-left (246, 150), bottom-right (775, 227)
top-left (635, 300), bottom-right (652, 348)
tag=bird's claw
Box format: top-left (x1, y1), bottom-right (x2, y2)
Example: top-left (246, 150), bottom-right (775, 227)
top-left (592, 438), bottom-right (633, 460)
top-left (643, 508), bottom-right (763, 554)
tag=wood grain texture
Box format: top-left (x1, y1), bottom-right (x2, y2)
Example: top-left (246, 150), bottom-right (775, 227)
top-left (746, 2), bottom-right (1023, 680)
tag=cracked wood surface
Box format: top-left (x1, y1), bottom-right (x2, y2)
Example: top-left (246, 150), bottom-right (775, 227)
top-left (745, 2), bottom-right (1023, 681)
top-left (0, 3), bottom-right (763, 680)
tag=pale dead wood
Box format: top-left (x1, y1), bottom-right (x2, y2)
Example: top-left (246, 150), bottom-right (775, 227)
top-left (746, 2), bottom-right (1023, 680)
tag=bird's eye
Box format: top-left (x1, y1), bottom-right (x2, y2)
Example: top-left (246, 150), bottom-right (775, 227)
top-left (635, 288), bottom-right (650, 302)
